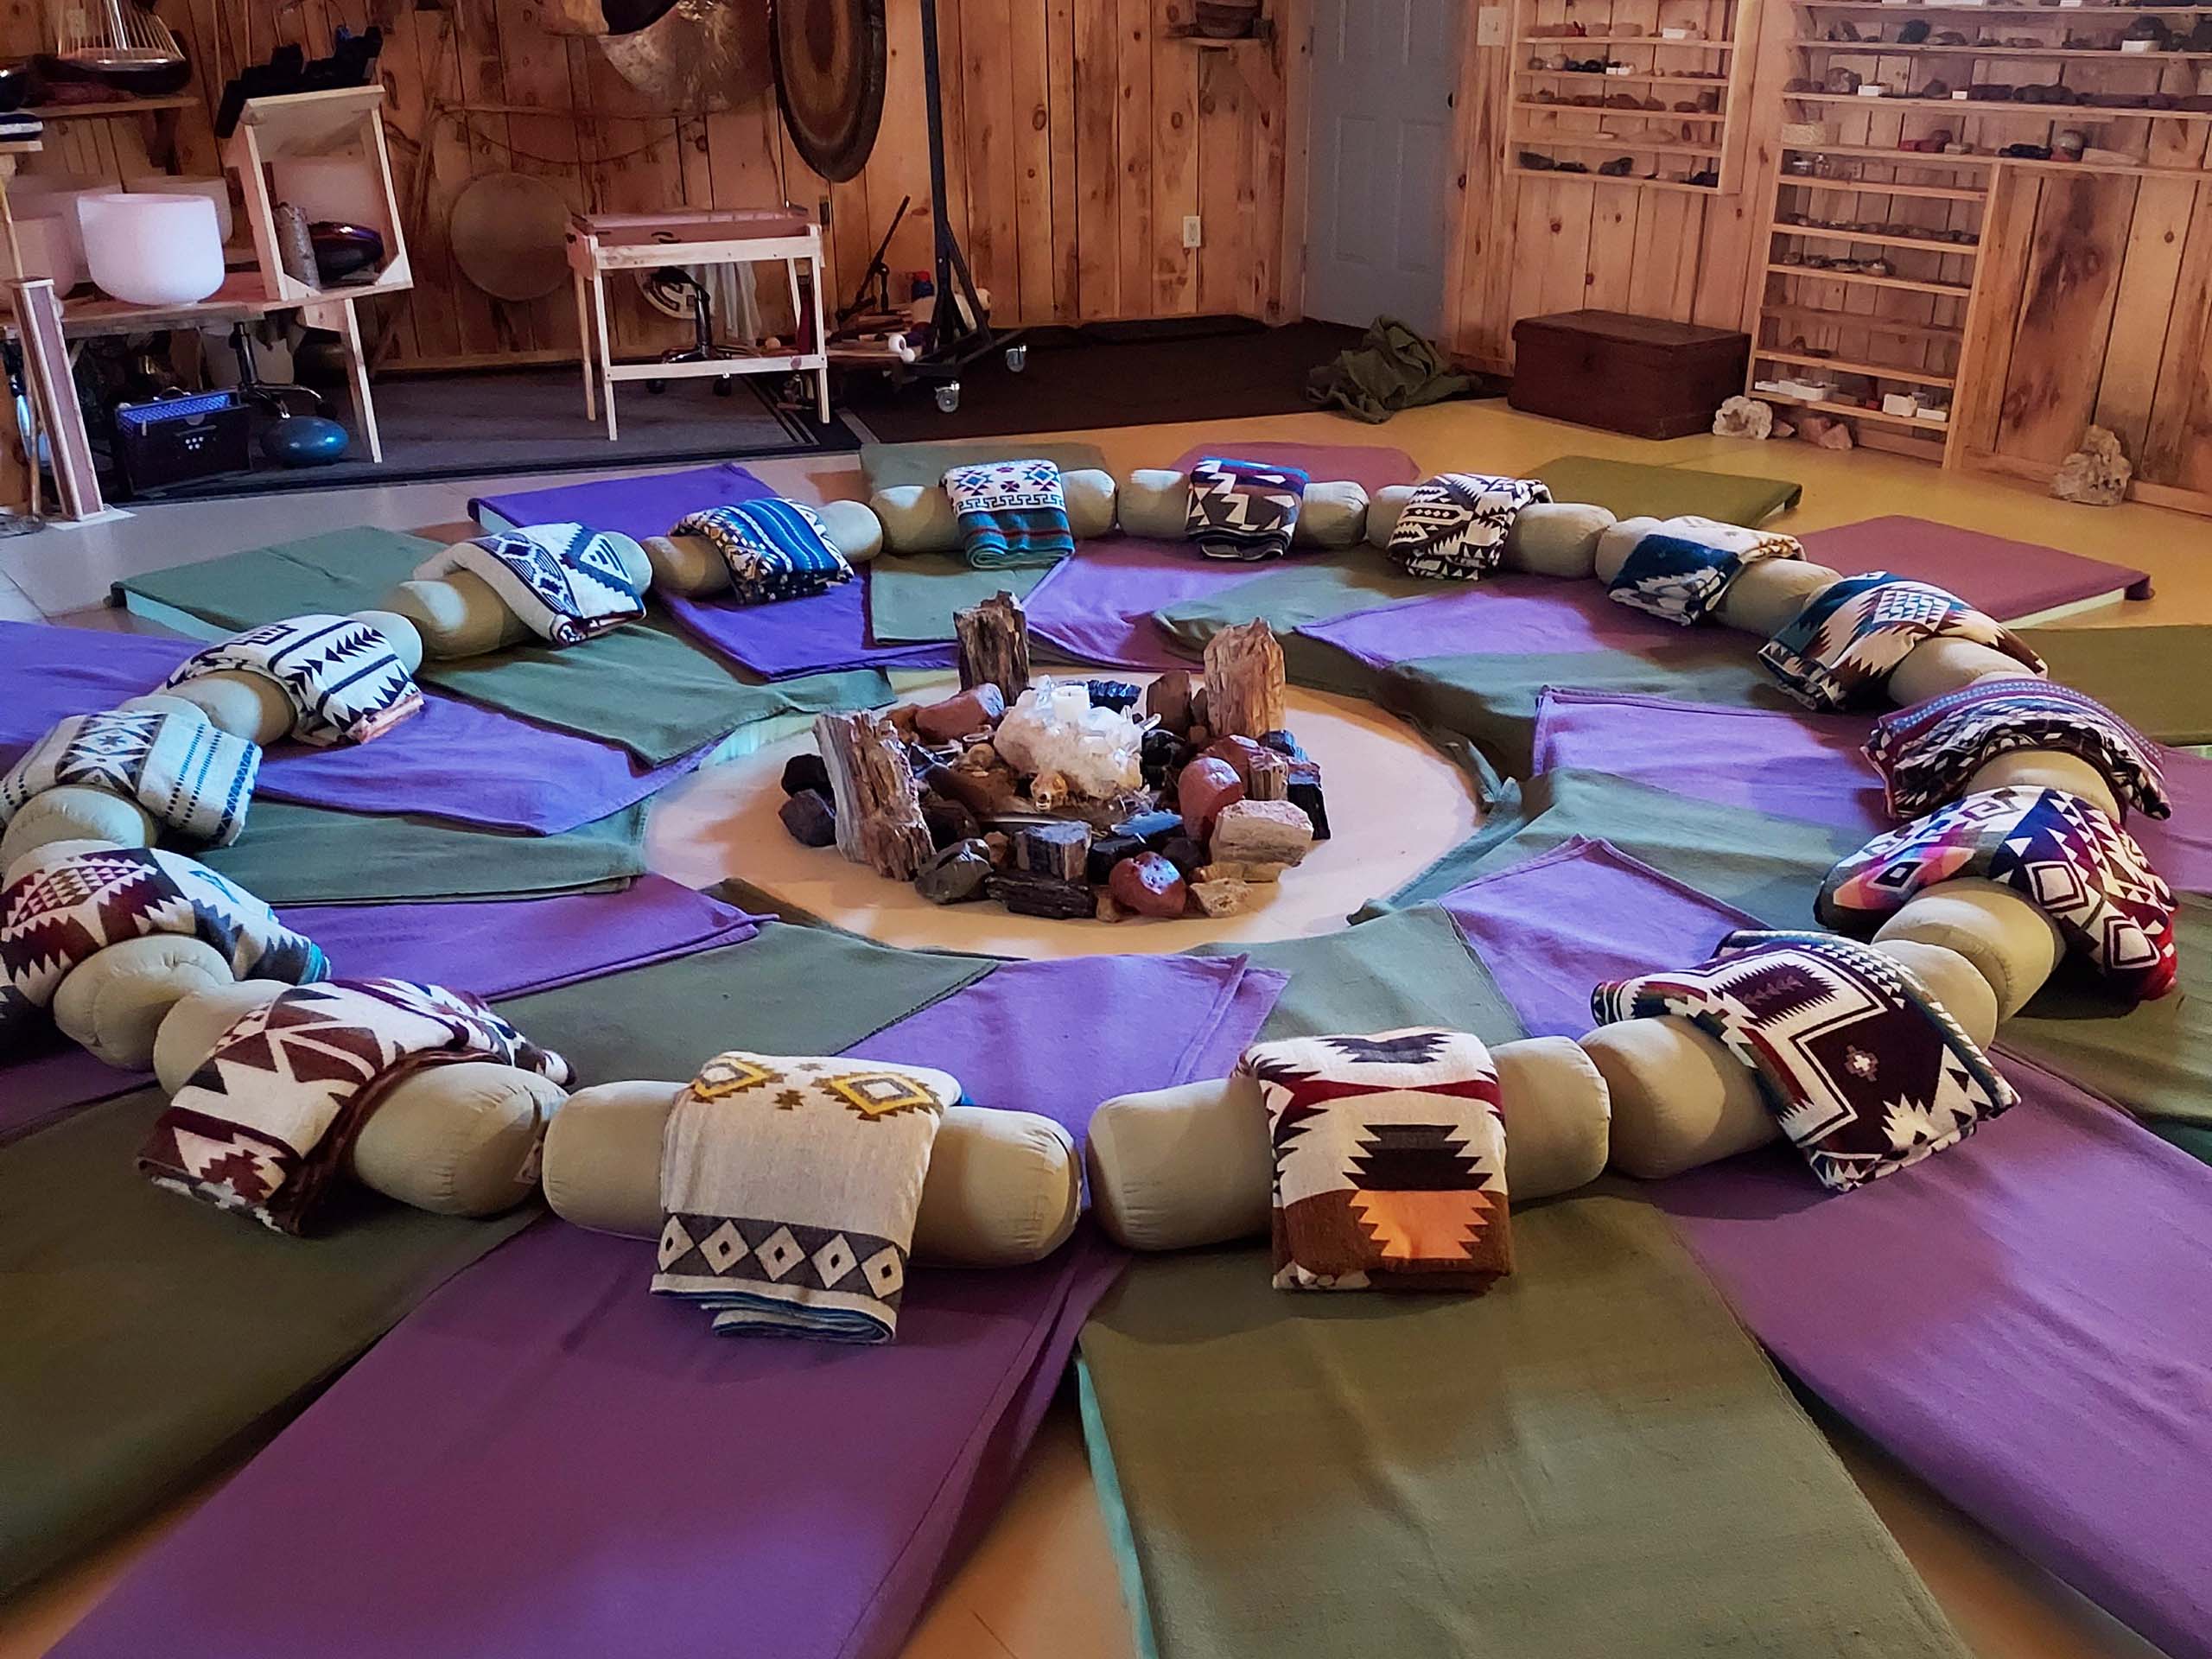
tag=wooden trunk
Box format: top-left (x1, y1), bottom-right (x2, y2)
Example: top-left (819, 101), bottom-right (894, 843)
top-left (815, 710), bottom-right (935, 881)
top-left (1510, 310), bottom-right (1751, 441)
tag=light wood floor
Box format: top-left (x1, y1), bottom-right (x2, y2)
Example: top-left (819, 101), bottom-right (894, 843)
top-left (2, 398), bottom-right (2196, 1659)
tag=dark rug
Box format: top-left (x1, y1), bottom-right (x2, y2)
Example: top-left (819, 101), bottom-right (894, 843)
top-left (124, 370), bottom-right (863, 503)
top-left (841, 317), bottom-right (1376, 442)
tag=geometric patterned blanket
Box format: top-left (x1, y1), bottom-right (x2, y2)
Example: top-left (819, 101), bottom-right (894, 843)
top-left (0, 845), bottom-right (326, 1056)
top-left (1758, 573), bottom-right (2047, 710)
top-left (139, 977), bottom-right (570, 1234)
top-left (1818, 785), bottom-right (2178, 1001)
top-left (1238, 1027), bottom-right (1511, 1292)
top-left (0, 708), bottom-right (260, 846)
top-left (653, 1049), bottom-right (960, 1344)
top-left (1385, 473), bottom-right (1551, 582)
top-left (1606, 518), bottom-right (1802, 626)
top-left (1185, 457), bottom-right (1309, 562)
top-left (1592, 929), bottom-right (2018, 1192)
top-left (159, 614), bottom-right (424, 747)
top-left (671, 499), bottom-right (853, 605)
top-left (943, 459), bottom-right (1075, 570)
top-left (1865, 677), bottom-right (2171, 822)
top-left (415, 524), bottom-right (650, 646)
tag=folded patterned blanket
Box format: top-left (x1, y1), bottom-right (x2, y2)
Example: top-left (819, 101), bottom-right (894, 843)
top-left (1607, 518), bottom-right (1802, 625)
top-left (1186, 456), bottom-right (1310, 562)
top-left (943, 460), bottom-right (1075, 569)
top-left (1758, 573), bottom-right (2046, 710)
top-left (414, 524), bottom-right (649, 645)
top-left (1385, 473), bottom-right (1550, 582)
top-left (672, 499), bottom-right (853, 604)
top-left (653, 1049), bottom-right (961, 1342)
top-left (160, 615), bottom-right (423, 747)
top-left (1866, 677), bottom-right (2170, 822)
top-left (1, 846), bottom-right (326, 1057)
top-left (1820, 785), bottom-right (2177, 1001)
top-left (139, 978), bottom-right (569, 1234)
top-left (1593, 930), bottom-right (2016, 1192)
top-left (1, 709), bottom-right (259, 847)
top-left (1238, 1027), bottom-right (1511, 1291)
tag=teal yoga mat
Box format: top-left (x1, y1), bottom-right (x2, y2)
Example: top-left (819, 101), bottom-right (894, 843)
top-left (1151, 552), bottom-right (1435, 657)
top-left (865, 554), bottom-right (1061, 645)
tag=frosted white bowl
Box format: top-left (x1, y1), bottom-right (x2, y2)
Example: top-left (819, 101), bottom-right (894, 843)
top-left (124, 174), bottom-right (235, 245)
top-left (79, 193), bottom-right (225, 307)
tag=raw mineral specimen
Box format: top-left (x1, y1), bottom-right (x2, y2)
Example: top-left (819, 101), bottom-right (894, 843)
top-left (1086, 833), bottom-right (1144, 885)
top-left (916, 839), bottom-right (995, 904)
top-left (915, 683), bottom-right (1007, 743)
top-left (1191, 879), bottom-right (1255, 918)
top-left (779, 790), bottom-right (837, 848)
top-left (782, 753), bottom-right (832, 798)
top-left (2050, 425), bottom-right (2132, 507)
top-left (1014, 820), bottom-right (1092, 882)
top-left (1109, 851), bottom-right (1189, 918)
top-left (988, 870), bottom-right (1096, 919)
top-left (1178, 756), bottom-right (1245, 842)
top-left (1115, 809), bottom-right (1184, 849)
top-left (921, 793), bottom-right (982, 849)
top-left (1210, 800), bottom-right (1314, 868)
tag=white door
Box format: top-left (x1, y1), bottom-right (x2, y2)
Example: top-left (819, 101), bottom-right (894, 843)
top-left (1303, 0), bottom-right (1464, 336)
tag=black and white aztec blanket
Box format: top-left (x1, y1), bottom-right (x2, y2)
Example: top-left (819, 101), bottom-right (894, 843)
top-left (1385, 473), bottom-right (1551, 582)
top-left (415, 524), bottom-right (649, 645)
top-left (1758, 572), bottom-right (2046, 711)
top-left (161, 614), bottom-right (424, 747)
top-left (1605, 518), bottom-right (1802, 626)
top-left (1592, 930), bottom-right (2017, 1192)
top-left (942, 460), bottom-right (1076, 569)
top-left (673, 499), bottom-right (853, 604)
top-left (1865, 677), bottom-right (2171, 822)
top-left (0, 708), bottom-right (259, 846)
top-left (140, 978), bottom-right (569, 1234)
top-left (0, 845), bottom-right (326, 1056)
top-left (1185, 457), bottom-right (1310, 562)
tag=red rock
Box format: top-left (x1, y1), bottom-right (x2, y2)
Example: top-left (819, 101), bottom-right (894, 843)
top-left (1200, 734), bottom-right (1269, 787)
top-left (1109, 851), bottom-right (1188, 918)
top-left (1177, 756), bottom-right (1245, 842)
top-left (915, 683), bottom-right (1006, 742)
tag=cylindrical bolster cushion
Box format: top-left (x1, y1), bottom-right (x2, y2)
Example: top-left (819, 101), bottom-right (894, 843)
top-left (1872, 938), bottom-right (1999, 1048)
top-left (1885, 638), bottom-right (2038, 707)
top-left (1966, 747), bottom-right (2123, 823)
top-left (1, 787), bottom-right (157, 868)
top-left (1363, 485), bottom-right (1414, 549)
top-left (1500, 503), bottom-right (1618, 577)
top-left (52, 933), bottom-right (237, 1070)
top-left (1292, 480), bottom-right (1369, 548)
top-left (159, 671), bottom-right (298, 744)
top-left (385, 573), bottom-right (531, 659)
top-left (355, 610), bottom-right (426, 673)
top-left (1871, 876), bottom-right (2065, 1020)
top-left (1581, 1015), bottom-right (1777, 1180)
top-left (642, 535), bottom-right (723, 597)
top-left (351, 1061), bottom-right (566, 1217)
top-left (540, 1084), bottom-right (1081, 1266)
top-left (1084, 1037), bottom-right (1612, 1252)
top-left (1063, 469), bottom-right (1117, 541)
top-left (1592, 517), bottom-right (1666, 585)
top-left (1715, 559), bottom-right (1844, 637)
top-left (869, 485), bottom-right (962, 553)
top-left (155, 979), bottom-right (290, 1092)
top-left (817, 499), bottom-right (886, 564)
top-left (1119, 469), bottom-right (1190, 538)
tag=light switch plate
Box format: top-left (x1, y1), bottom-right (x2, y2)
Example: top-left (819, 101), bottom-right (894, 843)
top-left (1182, 215), bottom-right (1204, 249)
top-left (1476, 6), bottom-right (1506, 46)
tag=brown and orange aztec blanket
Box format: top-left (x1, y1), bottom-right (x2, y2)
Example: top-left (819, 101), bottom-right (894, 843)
top-left (1866, 677), bottom-right (2171, 822)
top-left (1237, 1027), bottom-right (1511, 1292)
top-left (0, 846), bottom-right (325, 1058)
top-left (160, 613), bottom-right (424, 747)
top-left (653, 1049), bottom-right (962, 1343)
top-left (1758, 573), bottom-right (2045, 710)
top-left (1386, 473), bottom-right (1550, 582)
top-left (1593, 931), bottom-right (2017, 1192)
top-left (1820, 785), bottom-right (2178, 1001)
top-left (140, 978), bottom-right (569, 1234)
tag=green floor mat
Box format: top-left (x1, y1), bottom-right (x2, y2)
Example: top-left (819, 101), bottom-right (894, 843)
top-left (2013, 625), bottom-right (2212, 745)
top-left (1150, 554), bottom-right (1434, 657)
top-left (865, 553), bottom-right (1061, 645)
top-left (858, 438), bottom-right (1110, 492)
top-left (1078, 1194), bottom-right (1966, 1659)
top-left (1192, 906), bottom-right (1519, 1042)
top-left (1534, 455), bottom-right (1803, 524)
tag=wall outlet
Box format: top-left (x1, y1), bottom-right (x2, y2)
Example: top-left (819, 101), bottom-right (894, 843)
top-left (1182, 214), bottom-right (1204, 250)
top-left (1476, 6), bottom-right (1506, 47)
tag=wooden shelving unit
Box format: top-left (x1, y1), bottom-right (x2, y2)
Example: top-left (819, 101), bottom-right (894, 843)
top-left (1508, 0), bottom-right (1760, 193)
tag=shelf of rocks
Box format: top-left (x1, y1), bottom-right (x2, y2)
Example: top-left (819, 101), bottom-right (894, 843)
top-left (1517, 32), bottom-right (1736, 49)
top-left (1516, 100), bottom-right (1731, 120)
top-left (1796, 3), bottom-right (2212, 15)
top-left (1756, 346), bottom-right (1960, 386)
top-left (1782, 139), bottom-right (2212, 175)
top-left (1749, 387), bottom-right (1956, 432)
top-left (1516, 69), bottom-right (1734, 86)
top-left (1778, 170), bottom-right (1993, 197)
top-left (1767, 258), bottom-right (1975, 294)
top-left (1510, 164), bottom-right (1729, 189)
top-left (1776, 219), bottom-right (1985, 253)
top-left (1788, 90), bottom-right (2212, 116)
top-left (1762, 302), bottom-right (1967, 343)
top-left (1802, 42), bottom-right (2212, 57)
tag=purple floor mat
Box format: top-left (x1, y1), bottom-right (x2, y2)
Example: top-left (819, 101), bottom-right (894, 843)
top-left (1168, 441), bottom-right (1420, 494)
top-left (1024, 536), bottom-right (1263, 669)
top-left (1440, 836), bottom-right (2212, 1659)
top-left (1802, 517), bottom-right (2152, 621)
top-left (51, 950), bottom-right (1281, 1659)
top-left (1301, 573), bottom-right (1675, 670)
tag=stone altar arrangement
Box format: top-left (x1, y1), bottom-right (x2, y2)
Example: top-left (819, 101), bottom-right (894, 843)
top-left (777, 596), bottom-right (1327, 922)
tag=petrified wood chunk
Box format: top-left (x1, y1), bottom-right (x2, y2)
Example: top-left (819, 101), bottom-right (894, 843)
top-left (1202, 620), bottom-right (1286, 739)
top-left (955, 591), bottom-right (1032, 703)
top-left (815, 710), bottom-right (935, 880)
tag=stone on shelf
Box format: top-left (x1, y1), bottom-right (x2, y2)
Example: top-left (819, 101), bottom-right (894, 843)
top-left (779, 789), bottom-right (837, 848)
top-left (917, 839), bottom-right (994, 905)
top-left (1109, 851), bottom-right (1189, 919)
top-left (988, 869), bottom-right (1096, 919)
top-left (1210, 800), bottom-right (1314, 868)
top-left (1178, 756), bottom-right (1245, 842)
top-left (983, 830), bottom-right (1012, 867)
top-left (1199, 734), bottom-right (1270, 785)
top-left (1014, 820), bottom-right (1092, 882)
top-left (915, 683), bottom-right (1007, 743)
top-left (1256, 729), bottom-right (1306, 763)
top-left (955, 590), bottom-right (1032, 704)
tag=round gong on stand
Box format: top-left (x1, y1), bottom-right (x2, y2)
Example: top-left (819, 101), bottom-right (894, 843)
top-left (769, 0), bottom-right (886, 184)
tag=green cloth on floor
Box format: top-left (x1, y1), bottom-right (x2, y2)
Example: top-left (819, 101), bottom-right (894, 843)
top-left (114, 527), bottom-right (893, 766)
top-left (1533, 455), bottom-right (1803, 524)
top-left (2012, 625), bottom-right (2212, 745)
top-left (0, 929), bottom-right (990, 1599)
top-left (1077, 1192), bottom-right (1967, 1659)
top-left (1304, 315), bottom-right (1480, 425)
top-left (2150, 1120), bottom-right (2212, 1168)
top-left (1152, 554), bottom-right (1435, 658)
top-left (200, 799), bottom-right (649, 906)
top-left (1192, 906), bottom-right (1518, 1042)
top-left (865, 554), bottom-right (1060, 645)
top-left (858, 438), bottom-right (1110, 493)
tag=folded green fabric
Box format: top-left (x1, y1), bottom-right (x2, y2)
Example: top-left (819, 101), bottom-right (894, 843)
top-left (865, 554), bottom-right (1059, 645)
top-left (858, 439), bottom-right (1110, 493)
top-left (1532, 456), bottom-right (1803, 525)
top-left (1304, 316), bottom-right (1479, 425)
top-left (2012, 625), bottom-right (2212, 745)
top-left (1079, 1192), bottom-right (1967, 1659)
top-left (1152, 555), bottom-right (1435, 658)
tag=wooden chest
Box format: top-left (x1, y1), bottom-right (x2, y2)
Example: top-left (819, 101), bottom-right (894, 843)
top-left (1509, 311), bottom-right (1751, 441)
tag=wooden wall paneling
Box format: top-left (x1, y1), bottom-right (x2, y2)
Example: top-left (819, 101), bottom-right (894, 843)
top-left (2090, 177), bottom-right (2199, 461)
top-left (1193, 46), bottom-right (1257, 317)
top-left (872, 0), bottom-right (940, 283)
top-left (1009, 0), bottom-right (1057, 324)
top-left (1046, 0), bottom-right (1082, 315)
top-left (1586, 185), bottom-right (1638, 313)
top-left (1149, 1), bottom-right (1199, 313)
top-left (1268, 0), bottom-right (1312, 323)
top-left (1953, 169), bottom-right (2039, 462)
top-left (2141, 182), bottom-right (2212, 495)
top-left (1445, 0), bottom-right (1514, 367)
top-left (935, 0), bottom-right (974, 257)
top-left (1073, 0), bottom-right (1122, 318)
top-left (954, 0), bottom-right (1018, 318)
top-left (1625, 187), bottom-right (1698, 318)
top-left (405, 1), bottom-right (467, 359)
top-left (1992, 171), bottom-right (2133, 466)
top-left (1115, 0), bottom-right (1154, 318)
top-left (1243, 27), bottom-right (1287, 318)
top-left (454, 0), bottom-right (529, 359)
top-left (493, 0), bottom-right (585, 359)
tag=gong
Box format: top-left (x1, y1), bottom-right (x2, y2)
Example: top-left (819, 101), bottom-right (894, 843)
top-left (450, 173), bottom-right (573, 302)
top-left (599, 0), bottom-right (772, 113)
top-left (772, 0), bottom-right (885, 183)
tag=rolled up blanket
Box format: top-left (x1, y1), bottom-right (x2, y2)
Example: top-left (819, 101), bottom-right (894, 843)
top-left (160, 614), bottom-right (424, 747)
top-left (942, 459), bottom-right (1076, 569)
top-left (0, 845), bottom-right (326, 1054)
top-left (1593, 930), bottom-right (2016, 1192)
top-left (652, 1049), bottom-right (961, 1343)
top-left (1185, 457), bottom-right (1310, 562)
top-left (1237, 1027), bottom-right (1512, 1292)
top-left (671, 499), bottom-right (853, 604)
top-left (1384, 473), bottom-right (1550, 582)
top-left (1866, 677), bottom-right (2170, 821)
top-left (1, 708), bottom-right (259, 847)
top-left (1819, 785), bottom-right (2177, 1001)
top-left (139, 978), bottom-right (569, 1234)
top-left (413, 524), bottom-right (649, 645)
top-left (1606, 519), bottom-right (1802, 625)
top-left (1758, 573), bottom-right (2045, 710)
